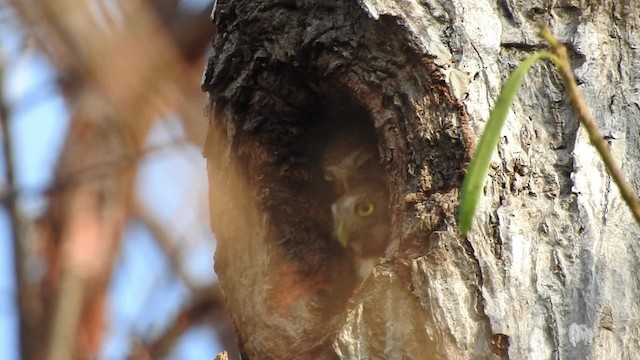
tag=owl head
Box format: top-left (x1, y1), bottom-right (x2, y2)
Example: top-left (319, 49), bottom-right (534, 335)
top-left (323, 147), bottom-right (375, 194)
top-left (331, 184), bottom-right (389, 257)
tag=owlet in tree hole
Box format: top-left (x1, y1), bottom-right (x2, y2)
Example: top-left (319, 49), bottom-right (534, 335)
top-left (331, 183), bottom-right (389, 280)
top-left (323, 131), bottom-right (390, 280)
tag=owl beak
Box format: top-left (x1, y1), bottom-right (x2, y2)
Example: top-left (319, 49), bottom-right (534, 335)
top-left (335, 220), bottom-right (349, 248)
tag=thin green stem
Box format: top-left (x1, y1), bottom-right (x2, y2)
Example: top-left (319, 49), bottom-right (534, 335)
top-left (540, 27), bottom-right (640, 224)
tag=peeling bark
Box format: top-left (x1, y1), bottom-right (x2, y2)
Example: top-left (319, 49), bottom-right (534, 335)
top-left (204, 0), bottom-right (640, 359)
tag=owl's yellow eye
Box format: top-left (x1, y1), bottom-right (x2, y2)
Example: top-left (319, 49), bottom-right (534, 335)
top-left (356, 202), bottom-right (376, 216)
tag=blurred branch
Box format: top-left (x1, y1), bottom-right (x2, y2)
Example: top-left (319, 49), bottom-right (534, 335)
top-left (155, 3), bottom-right (216, 63)
top-left (4, 0), bottom-right (218, 357)
top-left (47, 270), bottom-right (87, 360)
top-left (0, 54), bottom-right (25, 356)
top-left (130, 341), bottom-right (153, 360)
top-left (0, 55), bottom-right (38, 360)
top-left (9, 0), bottom-right (204, 143)
top-left (0, 138), bottom-right (189, 204)
top-left (133, 200), bottom-right (240, 358)
top-left (41, 138), bottom-right (191, 197)
top-left (146, 285), bottom-right (232, 358)
top-left (133, 198), bottom-right (199, 289)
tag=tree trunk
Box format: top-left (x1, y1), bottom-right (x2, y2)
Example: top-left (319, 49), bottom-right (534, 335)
top-left (202, 0), bottom-right (640, 358)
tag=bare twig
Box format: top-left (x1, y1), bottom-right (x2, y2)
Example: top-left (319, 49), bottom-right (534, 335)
top-left (133, 200), bottom-right (241, 357)
top-left (145, 285), bottom-right (233, 358)
top-left (133, 198), bottom-right (199, 290)
top-left (0, 138), bottom-right (190, 205)
top-left (540, 27), bottom-right (640, 224)
top-left (0, 55), bottom-right (36, 360)
top-left (47, 272), bottom-right (87, 360)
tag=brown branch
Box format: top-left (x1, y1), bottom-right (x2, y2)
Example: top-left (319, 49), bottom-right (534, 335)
top-left (146, 285), bottom-right (235, 358)
top-left (41, 139), bottom-right (190, 197)
top-left (47, 271), bottom-right (87, 360)
top-left (5, 0), bottom-right (216, 357)
top-left (0, 138), bottom-right (190, 205)
top-left (0, 53), bottom-right (35, 360)
top-left (133, 198), bottom-right (200, 290)
top-left (133, 200), bottom-right (241, 358)
top-left (159, 3), bottom-right (216, 63)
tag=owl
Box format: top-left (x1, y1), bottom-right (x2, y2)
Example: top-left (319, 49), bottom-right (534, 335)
top-left (323, 146), bottom-right (374, 194)
top-left (321, 127), bottom-right (381, 194)
top-left (331, 183), bottom-right (390, 280)
top-left (321, 122), bottom-right (389, 279)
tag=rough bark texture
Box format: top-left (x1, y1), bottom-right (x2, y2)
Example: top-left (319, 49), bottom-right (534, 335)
top-left (203, 0), bottom-right (640, 359)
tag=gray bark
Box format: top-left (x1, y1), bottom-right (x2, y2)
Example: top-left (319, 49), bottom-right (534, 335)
top-left (203, 0), bottom-right (640, 358)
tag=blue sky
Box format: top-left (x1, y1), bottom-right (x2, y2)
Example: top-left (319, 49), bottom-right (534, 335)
top-left (0, 2), bottom-right (221, 357)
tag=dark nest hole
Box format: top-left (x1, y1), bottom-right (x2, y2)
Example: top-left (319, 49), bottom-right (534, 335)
top-left (263, 91), bottom-right (390, 297)
top-left (214, 60), bottom-right (393, 297)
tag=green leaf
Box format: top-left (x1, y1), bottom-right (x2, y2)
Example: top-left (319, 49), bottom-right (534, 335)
top-left (458, 51), bottom-right (553, 235)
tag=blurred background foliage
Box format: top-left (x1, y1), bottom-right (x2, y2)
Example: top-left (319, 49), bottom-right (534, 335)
top-left (0, 0), bottom-right (239, 358)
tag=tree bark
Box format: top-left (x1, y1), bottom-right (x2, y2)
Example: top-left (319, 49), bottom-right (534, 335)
top-left (203, 0), bottom-right (640, 358)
